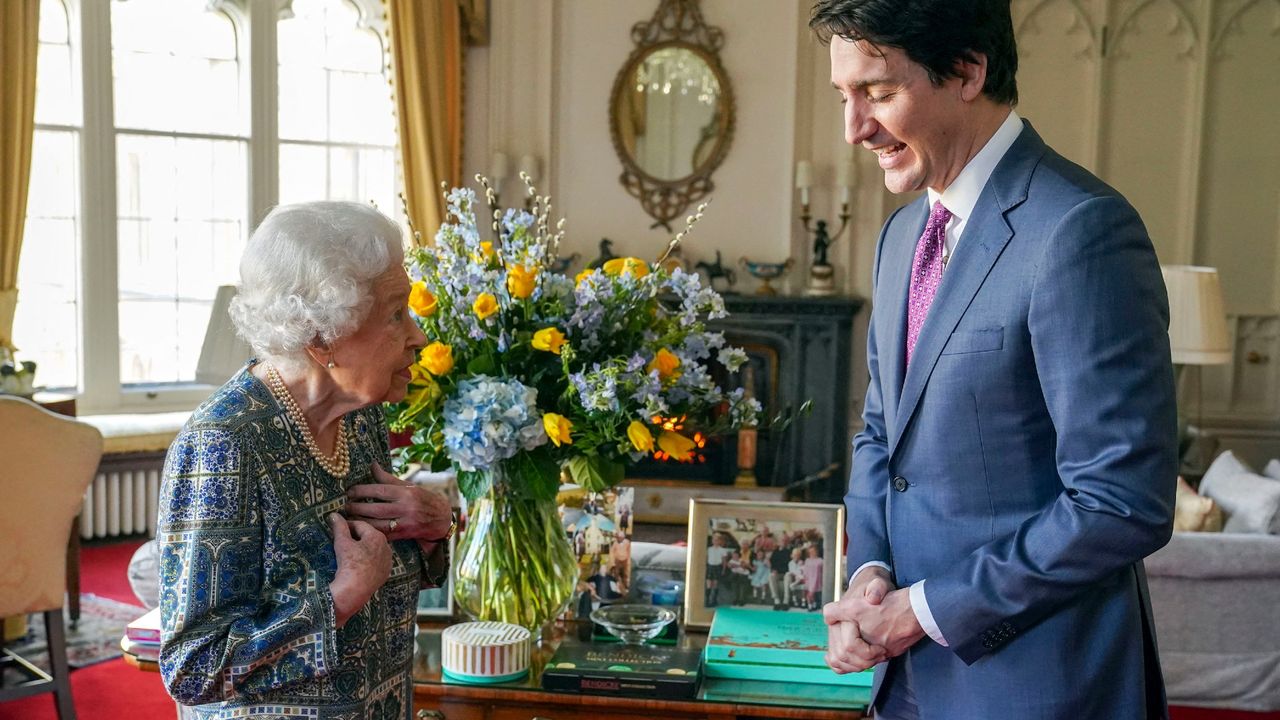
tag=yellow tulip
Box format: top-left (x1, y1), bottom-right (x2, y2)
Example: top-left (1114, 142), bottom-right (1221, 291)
top-left (603, 257), bottom-right (650, 279)
top-left (657, 431), bottom-right (696, 461)
top-left (473, 292), bottom-right (499, 320)
top-left (648, 348), bottom-right (681, 380)
top-left (627, 421), bottom-right (655, 452)
top-left (532, 327), bottom-right (568, 355)
top-left (419, 342), bottom-right (454, 375)
top-left (543, 413), bottom-right (573, 447)
top-left (408, 281), bottom-right (437, 317)
top-left (575, 268), bottom-right (595, 287)
top-left (506, 264), bottom-right (537, 299)
top-left (471, 241), bottom-right (496, 265)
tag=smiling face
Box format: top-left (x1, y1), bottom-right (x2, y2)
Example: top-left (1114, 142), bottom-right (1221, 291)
top-left (831, 36), bottom-right (983, 194)
top-left (328, 266), bottom-right (427, 406)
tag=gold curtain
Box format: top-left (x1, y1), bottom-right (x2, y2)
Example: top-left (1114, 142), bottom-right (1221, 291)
top-left (387, 0), bottom-right (465, 248)
top-left (0, 0), bottom-right (40, 352)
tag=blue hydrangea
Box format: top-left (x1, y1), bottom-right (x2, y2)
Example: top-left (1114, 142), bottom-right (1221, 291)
top-left (442, 376), bottom-right (547, 471)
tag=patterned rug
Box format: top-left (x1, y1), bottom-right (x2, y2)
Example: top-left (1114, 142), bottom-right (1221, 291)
top-left (2, 594), bottom-right (148, 677)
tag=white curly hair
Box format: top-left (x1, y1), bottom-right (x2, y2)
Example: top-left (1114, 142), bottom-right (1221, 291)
top-left (229, 201), bottom-right (404, 372)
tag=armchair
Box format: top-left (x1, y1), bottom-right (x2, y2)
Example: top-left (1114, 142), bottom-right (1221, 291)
top-left (0, 396), bottom-right (103, 719)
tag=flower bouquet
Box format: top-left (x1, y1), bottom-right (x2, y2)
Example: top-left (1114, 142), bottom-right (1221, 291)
top-left (390, 175), bottom-right (761, 632)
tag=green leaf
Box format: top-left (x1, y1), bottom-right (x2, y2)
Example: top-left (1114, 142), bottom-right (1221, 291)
top-left (467, 353), bottom-right (496, 375)
top-left (457, 469), bottom-right (492, 501)
top-left (565, 455), bottom-right (624, 493)
top-left (509, 451), bottom-right (562, 503)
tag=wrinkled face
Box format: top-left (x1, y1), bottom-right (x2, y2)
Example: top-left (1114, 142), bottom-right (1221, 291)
top-left (329, 266), bottom-right (427, 405)
top-left (830, 37), bottom-right (969, 194)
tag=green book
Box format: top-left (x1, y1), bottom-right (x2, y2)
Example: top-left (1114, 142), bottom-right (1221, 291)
top-left (704, 608), bottom-right (873, 687)
top-left (541, 638), bottom-right (702, 699)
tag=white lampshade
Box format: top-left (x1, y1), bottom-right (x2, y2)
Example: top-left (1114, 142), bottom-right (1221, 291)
top-left (1162, 265), bottom-right (1231, 365)
top-left (196, 285), bottom-right (253, 385)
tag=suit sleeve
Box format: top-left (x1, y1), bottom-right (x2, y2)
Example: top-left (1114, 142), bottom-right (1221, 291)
top-left (844, 210), bottom-right (903, 579)
top-left (158, 425), bottom-right (340, 705)
top-left (922, 195), bottom-right (1178, 664)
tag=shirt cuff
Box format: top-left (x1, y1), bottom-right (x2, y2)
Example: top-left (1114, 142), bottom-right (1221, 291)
top-left (850, 561), bottom-right (891, 588)
top-left (909, 580), bottom-right (949, 647)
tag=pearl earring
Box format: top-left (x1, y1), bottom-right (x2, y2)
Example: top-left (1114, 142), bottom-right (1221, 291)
top-left (327, 359), bottom-right (336, 369)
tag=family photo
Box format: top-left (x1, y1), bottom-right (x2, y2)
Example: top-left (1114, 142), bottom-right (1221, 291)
top-left (704, 517), bottom-right (827, 612)
top-left (560, 486), bottom-right (635, 611)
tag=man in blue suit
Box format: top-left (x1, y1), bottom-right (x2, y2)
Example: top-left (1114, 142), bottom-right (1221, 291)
top-left (812, 1), bottom-right (1178, 718)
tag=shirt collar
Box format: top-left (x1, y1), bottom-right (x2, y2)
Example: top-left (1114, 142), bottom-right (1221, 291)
top-left (927, 110), bottom-right (1023, 221)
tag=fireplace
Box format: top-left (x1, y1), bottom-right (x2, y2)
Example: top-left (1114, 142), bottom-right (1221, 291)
top-left (626, 294), bottom-right (863, 505)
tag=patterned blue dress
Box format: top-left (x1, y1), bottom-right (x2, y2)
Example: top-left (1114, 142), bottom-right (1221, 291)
top-left (157, 366), bottom-right (446, 719)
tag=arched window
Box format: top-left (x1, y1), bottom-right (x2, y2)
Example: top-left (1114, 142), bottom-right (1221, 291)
top-left (278, 0), bottom-right (397, 212)
top-left (16, 0), bottom-right (399, 410)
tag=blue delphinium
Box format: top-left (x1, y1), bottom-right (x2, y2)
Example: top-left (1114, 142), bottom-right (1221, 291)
top-left (442, 376), bottom-right (548, 471)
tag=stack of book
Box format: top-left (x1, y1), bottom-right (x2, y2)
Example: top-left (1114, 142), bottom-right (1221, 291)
top-left (121, 607), bottom-right (161, 662)
top-left (704, 608), bottom-right (873, 687)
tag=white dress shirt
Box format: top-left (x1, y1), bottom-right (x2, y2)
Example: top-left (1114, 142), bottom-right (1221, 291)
top-left (852, 110), bottom-right (1025, 649)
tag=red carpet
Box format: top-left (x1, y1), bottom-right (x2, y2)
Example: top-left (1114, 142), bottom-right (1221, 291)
top-left (1, 539), bottom-right (175, 720)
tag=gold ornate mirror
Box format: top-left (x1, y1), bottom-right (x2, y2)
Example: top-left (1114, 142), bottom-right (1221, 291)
top-left (609, 0), bottom-right (734, 230)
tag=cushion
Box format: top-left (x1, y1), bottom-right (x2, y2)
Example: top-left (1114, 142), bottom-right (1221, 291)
top-left (1173, 476), bottom-right (1223, 532)
top-left (128, 539), bottom-right (161, 609)
top-left (1265, 459), bottom-right (1280, 481)
top-left (1199, 451), bottom-right (1280, 534)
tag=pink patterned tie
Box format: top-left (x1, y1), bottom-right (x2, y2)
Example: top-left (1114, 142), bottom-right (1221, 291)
top-left (905, 201), bottom-right (952, 366)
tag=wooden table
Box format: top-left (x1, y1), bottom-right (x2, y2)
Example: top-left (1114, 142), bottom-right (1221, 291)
top-left (123, 621), bottom-right (869, 720)
top-left (412, 622), bottom-right (867, 720)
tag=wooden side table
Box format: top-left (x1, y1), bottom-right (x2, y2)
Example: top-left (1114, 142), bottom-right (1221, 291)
top-left (122, 621), bottom-right (870, 720)
top-left (412, 622), bottom-right (867, 720)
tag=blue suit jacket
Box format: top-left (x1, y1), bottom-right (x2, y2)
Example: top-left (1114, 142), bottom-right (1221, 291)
top-left (847, 123), bottom-right (1177, 719)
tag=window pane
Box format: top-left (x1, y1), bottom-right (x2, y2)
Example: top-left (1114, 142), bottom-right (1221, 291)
top-left (14, 216), bottom-right (80, 390)
top-left (278, 64), bottom-right (327, 142)
top-left (278, 0), bottom-right (397, 207)
top-left (18, 131), bottom-right (81, 387)
top-left (278, 143), bottom-right (327, 205)
top-left (35, 0), bottom-right (77, 127)
top-left (116, 135), bottom-right (246, 386)
top-left (38, 0), bottom-right (69, 44)
top-left (112, 0), bottom-right (242, 135)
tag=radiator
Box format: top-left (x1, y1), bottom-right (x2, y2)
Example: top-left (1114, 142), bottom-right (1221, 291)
top-left (80, 464), bottom-right (161, 539)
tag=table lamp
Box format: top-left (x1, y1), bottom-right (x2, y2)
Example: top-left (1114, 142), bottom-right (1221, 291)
top-left (1161, 265), bottom-right (1231, 474)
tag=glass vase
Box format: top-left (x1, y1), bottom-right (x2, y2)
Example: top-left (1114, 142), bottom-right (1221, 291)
top-left (452, 465), bottom-right (578, 635)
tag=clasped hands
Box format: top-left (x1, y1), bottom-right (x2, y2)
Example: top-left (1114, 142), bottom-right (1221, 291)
top-left (328, 463), bottom-right (452, 627)
top-left (823, 567), bottom-right (927, 674)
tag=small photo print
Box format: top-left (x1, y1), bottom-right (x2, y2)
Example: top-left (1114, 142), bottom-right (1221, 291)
top-left (704, 518), bottom-right (828, 612)
top-left (559, 485), bottom-right (635, 615)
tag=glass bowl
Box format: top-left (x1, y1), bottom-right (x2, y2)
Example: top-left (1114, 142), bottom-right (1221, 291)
top-left (590, 603), bottom-right (677, 645)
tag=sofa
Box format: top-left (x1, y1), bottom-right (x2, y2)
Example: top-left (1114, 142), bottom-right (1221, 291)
top-left (1143, 450), bottom-right (1280, 712)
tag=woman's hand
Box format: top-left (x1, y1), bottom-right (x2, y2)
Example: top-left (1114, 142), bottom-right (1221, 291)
top-left (344, 463), bottom-right (452, 542)
top-left (328, 513), bottom-right (392, 627)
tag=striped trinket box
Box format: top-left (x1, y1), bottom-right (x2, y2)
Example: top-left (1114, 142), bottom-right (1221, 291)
top-left (441, 621), bottom-right (532, 684)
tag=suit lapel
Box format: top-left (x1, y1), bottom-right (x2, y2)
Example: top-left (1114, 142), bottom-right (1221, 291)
top-left (886, 124), bottom-right (1046, 459)
top-left (882, 200), bottom-right (929, 438)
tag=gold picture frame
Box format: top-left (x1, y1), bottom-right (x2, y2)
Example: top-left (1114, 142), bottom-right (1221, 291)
top-left (684, 498), bottom-right (844, 631)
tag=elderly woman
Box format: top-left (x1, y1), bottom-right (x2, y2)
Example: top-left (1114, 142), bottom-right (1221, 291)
top-left (158, 201), bottom-right (452, 719)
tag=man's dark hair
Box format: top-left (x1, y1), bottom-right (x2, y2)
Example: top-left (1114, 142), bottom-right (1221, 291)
top-left (810, 0), bottom-right (1018, 106)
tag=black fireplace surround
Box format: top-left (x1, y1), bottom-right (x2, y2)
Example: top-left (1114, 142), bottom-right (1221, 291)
top-left (627, 294), bottom-right (864, 504)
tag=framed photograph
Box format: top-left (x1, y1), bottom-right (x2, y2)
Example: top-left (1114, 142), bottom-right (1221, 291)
top-left (684, 498), bottom-right (845, 631)
top-left (558, 485), bottom-right (635, 617)
top-left (416, 534), bottom-right (457, 620)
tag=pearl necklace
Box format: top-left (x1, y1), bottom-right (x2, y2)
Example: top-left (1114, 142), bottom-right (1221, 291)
top-left (264, 364), bottom-right (350, 477)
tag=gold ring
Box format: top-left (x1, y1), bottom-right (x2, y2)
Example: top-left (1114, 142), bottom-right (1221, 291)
top-left (389, 518), bottom-right (398, 532)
